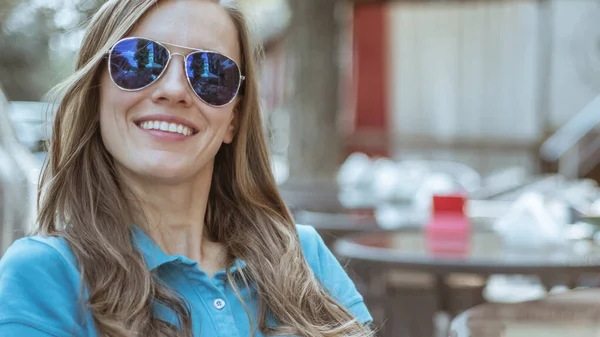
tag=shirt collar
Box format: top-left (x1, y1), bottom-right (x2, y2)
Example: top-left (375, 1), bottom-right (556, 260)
top-left (130, 225), bottom-right (247, 273)
top-left (131, 225), bottom-right (178, 270)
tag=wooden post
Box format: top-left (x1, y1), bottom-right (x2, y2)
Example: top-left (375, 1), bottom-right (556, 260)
top-left (284, 0), bottom-right (344, 183)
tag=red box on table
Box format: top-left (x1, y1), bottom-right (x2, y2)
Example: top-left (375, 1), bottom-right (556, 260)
top-left (425, 194), bottom-right (471, 255)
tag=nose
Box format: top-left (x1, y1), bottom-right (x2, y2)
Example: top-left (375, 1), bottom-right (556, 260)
top-left (151, 53), bottom-right (193, 107)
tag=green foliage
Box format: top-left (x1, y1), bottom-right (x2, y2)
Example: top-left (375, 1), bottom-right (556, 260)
top-left (0, 0), bottom-right (102, 101)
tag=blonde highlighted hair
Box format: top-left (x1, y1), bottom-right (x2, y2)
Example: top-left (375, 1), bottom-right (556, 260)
top-left (37, 0), bottom-right (373, 336)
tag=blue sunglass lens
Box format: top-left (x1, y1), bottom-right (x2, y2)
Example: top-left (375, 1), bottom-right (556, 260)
top-left (186, 52), bottom-right (241, 106)
top-left (109, 38), bottom-right (169, 90)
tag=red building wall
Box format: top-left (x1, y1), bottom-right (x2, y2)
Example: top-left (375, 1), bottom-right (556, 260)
top-left (259, 4), bottom-right (390, 159)
top-left (345, 3), bottom-right (389, 157)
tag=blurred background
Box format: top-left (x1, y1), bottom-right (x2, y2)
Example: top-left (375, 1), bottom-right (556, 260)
top-left (4, 0), bottom-right (600, 336)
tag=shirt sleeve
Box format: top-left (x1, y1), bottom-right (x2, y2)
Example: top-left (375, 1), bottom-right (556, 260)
top-left (0, 237), bottom-right (86, 337)
top-left (296, 225), bottom-right (373, 325)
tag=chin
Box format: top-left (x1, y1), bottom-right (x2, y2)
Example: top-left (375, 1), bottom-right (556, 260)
top-left (129, 155), bottom-right (199, 183)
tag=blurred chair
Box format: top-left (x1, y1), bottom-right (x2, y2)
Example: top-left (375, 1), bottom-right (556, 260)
top-left (0, 89), bottom-right (39, 255)
top-left (382, 269), bottom-right (438, 337)
top-left (450, 288), bottom-right (600, 337)
top-left (7, 101), bottom-right (53, 154)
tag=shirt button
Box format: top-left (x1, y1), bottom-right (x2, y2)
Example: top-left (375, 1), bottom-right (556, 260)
top-left (213, 298), bottom-right (226, 310)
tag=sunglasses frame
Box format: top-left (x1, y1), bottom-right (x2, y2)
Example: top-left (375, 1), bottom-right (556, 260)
top-left (106, 36), bottom-right (246, 108)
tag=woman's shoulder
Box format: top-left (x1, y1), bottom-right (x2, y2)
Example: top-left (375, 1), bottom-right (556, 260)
top-left (0, 235), bottom-right (80, 284)
top-left (294, 224), bottom-right (332, 276)
top-left (0, 236), bottom-right (89, 335)
top-left (294, 224), bottom-right (373, 324)
top-left (295, 224), bottom-right (323, 252)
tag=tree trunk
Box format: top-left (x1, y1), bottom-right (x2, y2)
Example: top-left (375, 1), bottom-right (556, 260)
top-left (284, 0), bottom-right (345, 183)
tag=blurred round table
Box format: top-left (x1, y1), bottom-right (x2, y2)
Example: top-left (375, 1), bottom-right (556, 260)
top-left (334, 228), bottom-right (600, 276)
top-left (333, 228), bottom-right (600, 337)
top-left (293, 204), bottom-right (423, 248)
top-left (450, 288), bottom-right (600, 337)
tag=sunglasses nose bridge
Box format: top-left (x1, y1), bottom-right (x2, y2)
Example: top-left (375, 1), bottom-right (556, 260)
top-left (170, 52), bottom-right (186, 59)
top-left (169, 52), bottom-right (188, 72)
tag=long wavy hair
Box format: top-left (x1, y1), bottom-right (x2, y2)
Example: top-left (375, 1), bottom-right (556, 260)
top-left (36, 0), bottom-right (372, 336)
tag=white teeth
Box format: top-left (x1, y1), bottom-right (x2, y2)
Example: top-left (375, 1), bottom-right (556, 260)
top-left (139, 120), bottom-right (194, 136)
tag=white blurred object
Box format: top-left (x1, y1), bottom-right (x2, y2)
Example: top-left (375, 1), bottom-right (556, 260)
top-left (482, 166), bottom-right (528, 193)
top-left (271, 154), bottom-right (289, 185)
top-left (337, 189), bottom-right (374, 209)
top-left (8, 101), bottom-right (54, 153)
top-left (484, 275), bottom-right (546, 303)
top-left (393, 160), bottom-right (481, 205)
top-left (401, 160), bottom-right (481, 193)
top-left (337, 152), bottom-right (373, 190)
top-left (394, 161), bottom-right (431, 201)
top-left (567, 222), bottom-right (595, 241)
top-left (466, 200), bottom-right (513, 219)
top-left (559, 179), bottom-right (598, 215)
top-left (593, 232), bottom-right (600, 245)
top-left (374, 203), bottom-right (418, 229)
top-left (494, 193), bottom-right (568, 250)
top-left (484, 166), bottom-right (527, 185)
top-left (413, 173), bottom-right (461, 213)
top-left (589, 198), bottom-right (600, 216)
top-left (546, 198), bottom-right (571, 228)
top-left (242, 0), bottom-right (291, 47)
top-left (371, 158), bottom-right (402, 200)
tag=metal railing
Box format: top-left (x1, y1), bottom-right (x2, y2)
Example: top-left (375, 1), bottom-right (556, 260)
top-left (539, 94), bottom-right (600, 179)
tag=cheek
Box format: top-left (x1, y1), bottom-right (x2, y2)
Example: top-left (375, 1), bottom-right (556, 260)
top-left (196, 100), bottom-right (234, 131)
top-left (98, 75), bottom-right (141, 153)
top-left (211, 109), bottom-right (235, 137)
top-left (99, 73), bottom-right (120, 120)
top-left (99, 87), bottom-right (124, 142)
top-left (99, 74), bottom-right (141, 127)
top-left (99, 76), bottom-right (117, 137)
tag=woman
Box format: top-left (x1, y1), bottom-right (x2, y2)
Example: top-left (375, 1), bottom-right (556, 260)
top-left (0, 0), bottom-right (373, 336)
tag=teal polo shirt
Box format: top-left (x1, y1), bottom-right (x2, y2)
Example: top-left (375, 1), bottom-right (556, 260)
top-left (0, 225), bottom-right (371, 336)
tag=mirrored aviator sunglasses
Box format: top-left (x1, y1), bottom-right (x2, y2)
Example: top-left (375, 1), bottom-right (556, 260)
top-left (107, 37), bottom-right (245, 107)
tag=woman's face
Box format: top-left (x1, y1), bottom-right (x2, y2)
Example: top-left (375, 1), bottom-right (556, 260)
top-left (99, 0), bottom-right (240, 184)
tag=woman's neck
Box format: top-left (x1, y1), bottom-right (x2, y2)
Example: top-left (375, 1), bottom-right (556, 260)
top-left (119, 163), bottom-right (228, 276)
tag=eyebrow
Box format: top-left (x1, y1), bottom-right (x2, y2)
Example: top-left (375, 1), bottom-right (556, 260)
top-left (139, 37), bottom-right (213, 53)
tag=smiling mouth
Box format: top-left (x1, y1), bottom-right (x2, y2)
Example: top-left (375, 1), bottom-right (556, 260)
top-left (135, 120), bottom-right (199, 136)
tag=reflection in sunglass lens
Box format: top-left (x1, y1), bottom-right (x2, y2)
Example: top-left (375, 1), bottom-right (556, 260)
top-left (109, 38), bottom-right (169, 90)
top-left (186, 52), bottom-right (241, 106)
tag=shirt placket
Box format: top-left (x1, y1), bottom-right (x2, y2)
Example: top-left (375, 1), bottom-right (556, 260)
top-left (184, 267), bottom-right (241, 337)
